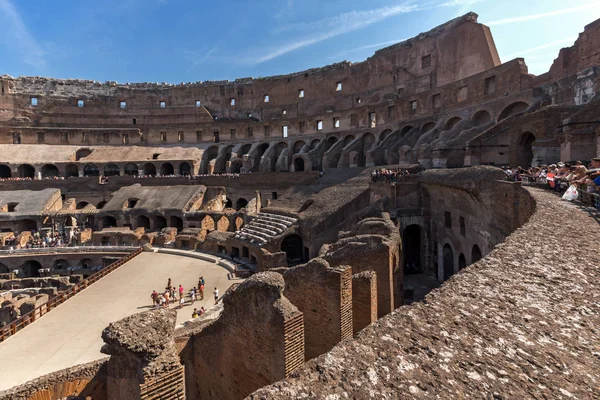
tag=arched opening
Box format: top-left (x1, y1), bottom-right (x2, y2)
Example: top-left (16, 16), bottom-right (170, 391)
top-left (201, 215), bottom-right (215, 232)
top-left (400, 125), bottom-right (414, 137)
top-left (293, 141), bottom-right (305, 154)
top-left (179, 162), bottom-right (191, 176)
top-left (516, 132), bottom-right (536, 168)
top-left (97, 201), bottom-right (107, 209)
top-left (136, 215), bottom-right (151, 230)
top-left (65, 164), bottom-right (79, 178)
top-left (235, 198), bottom-right (248, 211)
top-left (83, 164), bottom-right (99, 177)
top-left (79, 258), bottom-right (94, 269)
top-left (293, 157), bottom-right (305, 172)
top-left (325, 136), bottom-right (338, 151)
top-left (216, 145), bottom-right (234, 173)
top-left (235, 216), bottom-right (244, 230)
top-left (362, 132), bottom-right (376, 151)
top-left (217, 216), bottom-right (230, 232)
top-left (342, 135), bottom-right (355, 147)
top-left (420, 123), bottom-right (434, 134)
top-left (53, 259), bottom-right (70, 270)
top-left (17, 164), bottom-right (35, 178)
top-left (143, 163), bottom-right (156, 176)
top-left (239, 144), bottom-right (252, 156)
top-left (444, 117), bottom-right (462, 131)
top-left (124, 163), bottom-right (138, 176)
top-left (103, 163), bottom-right (120, 177)
top-left (41, 164), bottom-right (59, 178)
top-left (231, 161), bottom-right (242, 174)
top-left (0, 164), bottom-right (12, 178)
top-left (403, 225), bottom-right (423, 274)
top-left (471, 245), bottom-right (482, 264)
top-left (202, 146), bottom-right (220, 174)
top-left (251, 143), bottom-right (270, 172)
top-left (75, 148), bottom-right (92, 161)
top-left (281, 234), bottom-right (304, 266)
top-left (101, 215), bottom-right (117, 228)
top-left (458, 254), bottom-right (467, 270)
top-left (379, 129), bottom-right (392, 142)
top-left (155, 216), bottom-right (167, 230)
top-left (160, 162), bottom-right (174, 175)
top-left (20, 260), bottom-right (42, 278)
top-left (443, 244), bottom-right (454, 281)
top-left (170, 216), bottom-right (183, 231)
top-left (310, 139), bottom-right (321, 150)
top-left (76, 201), bottom-right (89, 210)
top-left (472, 110), bottom-right (491, 126)
top-left (498, 102), bottom-right (529, 122)
top-left (224, 198), bottom-right (233, 209)
top-left (20, 219), bottom-right (37, 232)
top-left (0, 263), bottom-right (9, 273)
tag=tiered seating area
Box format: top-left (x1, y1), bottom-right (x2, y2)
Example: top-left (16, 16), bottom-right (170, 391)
top-left (234, 212), bottom-right (298, 245)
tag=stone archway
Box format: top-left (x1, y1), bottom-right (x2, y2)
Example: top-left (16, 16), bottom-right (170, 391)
top-left (65, 164), bottom-right (79, 178)
top-left (83, 164), bottom-right (99, 177)
top-left (471, 245), bottom-right (482, 264)
top-left (20, 260), bottom-right (42, 278)
top-left (17, 164), bottom-right (35, 178)
top-left (293, 157), bottom-right (305, 172)
top-left (179, 162), bottom-right (191, 176)
top-left (41, 164), bottom-right (59, 178)
top-left (516, 132), bottom-right (536, 168)
top-left (53, 259), bottom-right (70, 270)
top-left (156, 216), bottom-right (167, 230)
top-left (236, 198), bottom-right (248, 211)
top-left (101, 215), bottom-right (117, 228)
top-left (143, 163), bottom-right (157, 176)
top-left (103, 163), bottom-right (120, 177)
top-left (124, 163), bottom-right (138, 176)
top-left (498, 102), bottom-right (529, 122)
top-left (443, 244), bottom-right (454, 281)
top-left (0, 164), bottom-right (12, 178)
top-left (169, 216), bottom-right (183, 231)
top-left (137, 215), bottom-right (151, 230)
top-left (458, 254), bottom-right (466, 270)
top-left (160, 162), bottom-right (174, 175)
top-left (281, 234), bottom-right (304, 266)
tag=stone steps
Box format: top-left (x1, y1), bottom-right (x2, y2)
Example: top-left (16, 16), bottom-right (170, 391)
top-left (234, 212), bottom-right (298, 246)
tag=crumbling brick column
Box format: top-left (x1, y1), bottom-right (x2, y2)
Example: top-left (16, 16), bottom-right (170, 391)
top-left (282, 258), bottom-right (353, 361)
top-left (101, 308), bottom-right (185, 400)
top-left (352, 271), bottom-right (378, 335)
top-left (183, 272), bottom-right (304, 400)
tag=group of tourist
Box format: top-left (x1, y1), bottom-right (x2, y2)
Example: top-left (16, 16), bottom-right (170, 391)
top-left (371, 168), bottom-right (411, 183)
top-left (150, 276), bottom-right (219, 318)
top-left (0, 176), bottom-right (34, 182)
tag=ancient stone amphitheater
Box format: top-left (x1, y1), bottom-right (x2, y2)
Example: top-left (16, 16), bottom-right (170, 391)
top-left (0, 12), bottom-right (599, 400)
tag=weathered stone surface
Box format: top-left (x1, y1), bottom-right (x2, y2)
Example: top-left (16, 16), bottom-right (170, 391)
top-left (249, 188), bottom-right (600, 399)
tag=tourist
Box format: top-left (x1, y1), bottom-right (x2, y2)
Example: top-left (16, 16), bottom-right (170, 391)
top-left (190, 287), bottom-right (197, 304)
top-left (164, 290), bottom-right (170, 306)
top-left (199, 283), bottom-right (204, 300)
top-left (179, 294), bottom-right (185, 309)
top-left (192, 308), bottom-right (199, 318)
top-left (213, 287), bottom-right (219, 304)
top-left (178, 284), bottom-right (184, 300)
top-left (159, 294), bottom-right (166, 308)
top-left (199, 307), bottom-right (206, 315)
top-left (151, 290), bottom-right (158, 307)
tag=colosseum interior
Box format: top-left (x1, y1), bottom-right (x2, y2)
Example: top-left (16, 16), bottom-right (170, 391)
top-left (0, 11), bottom-right (599, 400)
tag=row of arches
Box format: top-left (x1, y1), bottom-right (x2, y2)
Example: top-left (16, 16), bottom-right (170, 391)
top-left (0, 162), bottom-right (192, 178)
top-left (0, 258), bottom-right (100, 277)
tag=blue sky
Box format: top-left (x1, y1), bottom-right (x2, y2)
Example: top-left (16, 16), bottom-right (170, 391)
top-left (1, 0), bottom-right (600, 83)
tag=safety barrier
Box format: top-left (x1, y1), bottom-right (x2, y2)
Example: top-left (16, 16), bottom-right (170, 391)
top-left (0, 245), bottom-right (138, 256)
top-left (0, 247), bottom-right (143, 343)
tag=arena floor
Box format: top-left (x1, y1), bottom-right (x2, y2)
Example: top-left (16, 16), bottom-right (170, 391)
top-left (0, 251), bottom-right (235, 391)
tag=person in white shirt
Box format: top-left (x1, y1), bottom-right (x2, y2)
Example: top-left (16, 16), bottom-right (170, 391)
top-left (213, 287), bottom-right (219, 304)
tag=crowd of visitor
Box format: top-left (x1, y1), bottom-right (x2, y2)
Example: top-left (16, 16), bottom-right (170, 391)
top-left (150, 276), bottom-right (217, 319)
top-left (371, 168), bottom-right (411, 183)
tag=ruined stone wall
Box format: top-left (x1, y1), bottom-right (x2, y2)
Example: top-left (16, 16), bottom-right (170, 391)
top-left (351, 271), bottom-right (377, 335)
top-left (181, 272), bottom-right (303, 400)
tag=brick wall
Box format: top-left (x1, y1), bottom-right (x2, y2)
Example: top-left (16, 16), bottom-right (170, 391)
top-left (352, 272), bottom-right (378, 335)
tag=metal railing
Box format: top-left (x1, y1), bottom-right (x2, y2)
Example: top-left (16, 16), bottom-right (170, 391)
top-left (0, 247), bottom-right (143, 343)
top-left (0, 244), bottom-right (138, 256)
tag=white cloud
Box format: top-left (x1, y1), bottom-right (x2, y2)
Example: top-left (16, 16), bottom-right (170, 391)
top-left (0, 0), bottom-right (46, 69)
top-left (184, 44), bottom-right (220, 73)
top-left (503, 37), bottom-right (577, 60)
top-left (329, 39), bottom-right (407, 59)
top-left (486, 3), bottom-right (600, 26)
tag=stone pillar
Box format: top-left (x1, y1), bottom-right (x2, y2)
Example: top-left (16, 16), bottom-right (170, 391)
top-left (101, 308), bottom-right (185, 400)
top-left (352, 271), bottom-right (378, 336)
top-left (283, 258), bottom-right (353, 361)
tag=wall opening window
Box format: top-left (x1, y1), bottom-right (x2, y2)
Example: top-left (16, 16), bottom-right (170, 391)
top-left (299, 121), bottom-right (306, 133)
top-left (160, 101), bottom-right (166, 108)
top-left (152, 153), bottom-right (160, 160)
top-left (37, 132), bottom-right (45, 143)
top-left (422, 54), bottom-right (431, 69)
top-left (122, 133), bottom-right (130, 145)
top-left (264, 95), bottom-right (270, 103)
top-left (213, 130), bottom-right (220, 143)
top-left (409, 100), bottom-right (418, 113)
top-left (77, 99), bottom-right (84, 108)
top-left (31, 97), bottom-right (38, 106)
top-left (350, 113), bottom-right (358, 127)
top-left (272, 192), bottom-right (278, 200)
top-left (196, 130), bottom-right (203, 142)
top-left (82, 132), bottom-right (89, 142)
top-left (457, 86), bottom-right (468, 102)
top-left (265, 126), bottom-right (271, 137)
top-left (387, 106), bottom-right (394, 119)
top-left (356, 97), bottom-right (361, 104)
top-left (445, 211), bottom-right (452, 228)
top-left (61, 132), bottom-right (68, 143)
top-left (160, 132), bottom-right (167, 142)
top-left (195, 100), bottom-right (201, 107)
top-left (247, 127), bottom-right (253, 137)
top-left (298, 89), bottom-right (305, 98)
top-left (316, 120), bottom-right (323, 131)
top-left (336, 82), bottom-right (342, 91)
top-left (282, 125), bottom-right (288, 138)
top-left (132, 118), bottom-right (137, 125)
top-left (12, 133), bottom-right (21, 144)
top-left (282, 109), bottom-right (287, 115)
top-left (178, 131), bottom-right (184, 142)
top-left (432, 94), bottom-right (441, 109)
top-left (120, 101), bottom-right (126, 109)
top-left (368, 112), bottom-right (376, 128)
top-left (484, 76), bottom-right (496, 95)
top-left (230, 129), bottom-right (236, 139)
top-left (230, 98), bottom-right (235, 106)
top-left (7, 203), bottom-right (18, 212)
top-left (333, 117), bottom-right (340, 128)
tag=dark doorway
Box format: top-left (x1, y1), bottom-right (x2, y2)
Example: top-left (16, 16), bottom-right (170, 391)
top-left (179, 162), bottom-right (191, 176)
top-left (17, 164), bottom-right (35, 178)
top-left (137, 215), bottom-right (151, 230)
top-left (143, 163), bottom-right (157, 176)
top-left (471, 245), bottom-right (482, 264)
top-left (104, 163), bottom-right (120, 176)
top-left (458, 253), bottom-right (467, 270)
top-left (156, 216), bottom-right (167, 230)
top-left (293, 157), bottom-right (305, 172)
top-left (403, 225), bottom-right (423, 274)
top-left (124, 163), bottom-right (138, 176)
top-left (170, 216), bottom-right (183, 231)
top-left (0, 164), bottom-right (11, 178)
top-left (65, 164), bottom-right (79, 178)
top-left (83, 164), bottom-right (99, 177)
top-left (160, 162), bottom-right (174, 175)
top-left (102, 216), bottom-right (117, 228)
top-left (281, 234), bottom-right (304, 265)
top-left (20, 260), bottom-right (42, 278)
top-left (235, 198), bottom-right (248, 211)
top-left (516, 132), bottom-right (535, 168)
top-left (443, 244), bottom-right (454, 280)
top-left (41, 164), bottom-right (60, 178)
